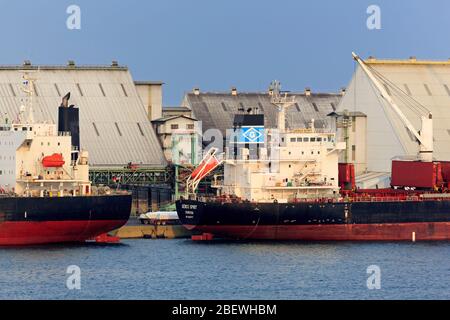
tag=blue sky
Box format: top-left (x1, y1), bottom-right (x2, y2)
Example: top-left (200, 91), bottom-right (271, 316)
top-left (0, 0), bottom-right (449, 105)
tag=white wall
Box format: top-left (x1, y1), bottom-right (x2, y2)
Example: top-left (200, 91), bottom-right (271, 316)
top-left (337, 66), bottom-right (412, 172)
top-left (135, 83), bottom-right (163, 121)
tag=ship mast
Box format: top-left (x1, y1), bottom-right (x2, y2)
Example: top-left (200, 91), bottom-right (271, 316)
top-left (352, 52), bottom-right (433, 162)
top-left (269, 81), bottom-right (296, 131)
top-left (19, 73), bottom-right (36, 124)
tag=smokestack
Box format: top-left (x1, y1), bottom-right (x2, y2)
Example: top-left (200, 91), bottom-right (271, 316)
top-left (231, 87), bottom-right (238, 96)
top-left (61, 92), bottom-right (71, 108)
top-left (305, 87), bottom-right (311, 96)
top-left (58, 92), bottom-right (80, 161)
top-left (193, 88), bottom-right (200, 96)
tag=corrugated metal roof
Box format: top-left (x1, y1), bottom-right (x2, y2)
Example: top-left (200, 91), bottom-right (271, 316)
top-left (183, 91), bottom-right (343, 135)
top-left (338, 58), bottom-right (450, 172)
top-left (0, 65), bottom-right (166, 168)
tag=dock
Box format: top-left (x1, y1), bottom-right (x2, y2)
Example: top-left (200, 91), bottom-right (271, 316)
top-left (112, 219), bottom-right (193, 239)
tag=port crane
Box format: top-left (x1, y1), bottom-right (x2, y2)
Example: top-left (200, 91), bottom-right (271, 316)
top-left (352, 52), bottom-right (433, 162)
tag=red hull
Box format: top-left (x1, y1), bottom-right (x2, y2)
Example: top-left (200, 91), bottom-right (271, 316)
top-left (186, 222), bottom-right (450, 241)
top-left (0, 220), bottom-right (127, 246)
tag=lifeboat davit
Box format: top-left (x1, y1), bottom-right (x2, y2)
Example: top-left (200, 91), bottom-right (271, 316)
top-left (42, 153), bottom-right (65, 168)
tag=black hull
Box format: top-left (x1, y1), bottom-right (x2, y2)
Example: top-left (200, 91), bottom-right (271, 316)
top-left (0, 195), bottom-right (132, 245)
top-left (176, 199), bottom-right (450, 241)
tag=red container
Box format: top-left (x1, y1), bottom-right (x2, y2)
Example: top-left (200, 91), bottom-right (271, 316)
top-left (338, 163), bottom-right (355, 190)
top-left (391, 160), bottom-right (440, 189)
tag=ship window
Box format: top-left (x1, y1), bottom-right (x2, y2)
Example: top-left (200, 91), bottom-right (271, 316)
top-left (352, 145), bottom-right (356, 161)
top-left (54, 84), bottom-right (61, 96)
top-left (92, 123), bottom-right (100, 136)
top-left (318, 151), bottom-right (320, 154)
top-left (114, 122), bottom-right (122, 136)
top-left (9, 83), bottom-right (16, 97)
top-left (22, 127), bottom-right (27, 131)
top-left (290, 137), bottom-right (296, 142)
top-left (137, 123), bottom-right (145, 136)
top-left (281, 138), bottom-right (284, 142)
top-left (187, 124), bottom-right (194, 130)
top-left (317, 137), bottom-right (322, 142)
top-left (76, 83), bottom-right (84, 97)
top-left (303, 137), bottom-right (309, 142)
top-left (310, 137), bottom-right (316, 142)
top-left (171, 124), bottom-right (179, 130)
top-left (99, 83), bottom-right (106, 97)
top-left (121, 84), bottom-right (128, 97)
top-left (0, 170), bottom-right (2, 175)
top-left (297, 137), bottom-right (302, 142)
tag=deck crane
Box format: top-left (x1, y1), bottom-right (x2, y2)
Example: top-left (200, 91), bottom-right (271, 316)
top-left (352, 52), bottom-right (433, 162)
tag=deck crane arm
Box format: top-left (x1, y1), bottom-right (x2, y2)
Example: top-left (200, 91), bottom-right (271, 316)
top-left (352, 52), bottom-right (433, 162)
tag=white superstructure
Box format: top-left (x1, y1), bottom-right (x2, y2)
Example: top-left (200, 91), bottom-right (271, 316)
top-left (0, 76), bottom-right (90, 197)
top-left (212, 82), bottom-right (346, 203)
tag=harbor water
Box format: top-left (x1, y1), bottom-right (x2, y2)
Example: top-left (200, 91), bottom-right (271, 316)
top-left (0, 239), bottom-right (448, 300)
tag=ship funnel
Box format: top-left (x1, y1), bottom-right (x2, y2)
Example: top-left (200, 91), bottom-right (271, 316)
top-left (58, 92), bottom-right (80, 161)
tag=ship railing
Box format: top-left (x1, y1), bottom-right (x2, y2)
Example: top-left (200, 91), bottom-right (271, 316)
top-left (349, 196), bottom-right (421, 202)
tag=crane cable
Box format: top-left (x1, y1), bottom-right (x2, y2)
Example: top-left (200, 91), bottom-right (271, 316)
top-left (364, 63), bottom-right (430, 117)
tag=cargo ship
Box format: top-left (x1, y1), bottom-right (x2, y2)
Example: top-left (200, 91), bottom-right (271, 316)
top-left (0, 75), bottom-right (131, 245)
top-left (176, 53), bottom-right (450, 241)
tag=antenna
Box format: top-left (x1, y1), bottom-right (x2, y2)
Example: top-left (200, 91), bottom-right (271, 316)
top-left (270, 80), bottom-right (296, 131)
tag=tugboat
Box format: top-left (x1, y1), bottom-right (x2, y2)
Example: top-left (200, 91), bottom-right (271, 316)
top-left (0, 75), bottom-right (131, 245)
top-left (176, 54), bottom-right (450, 241)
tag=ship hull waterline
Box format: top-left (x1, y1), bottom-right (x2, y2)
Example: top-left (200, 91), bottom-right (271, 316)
top-left (176, 199), bottom-right (450, 241)
top-left (0, 195), bottom-right (132, 246)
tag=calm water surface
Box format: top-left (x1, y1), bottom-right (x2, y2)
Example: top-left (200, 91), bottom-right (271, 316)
top-left (0, 239), bottom-right (448, 300)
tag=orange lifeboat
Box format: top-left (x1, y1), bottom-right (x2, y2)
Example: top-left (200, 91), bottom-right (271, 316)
top-left (42, 153), bottom-right (65, 168)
